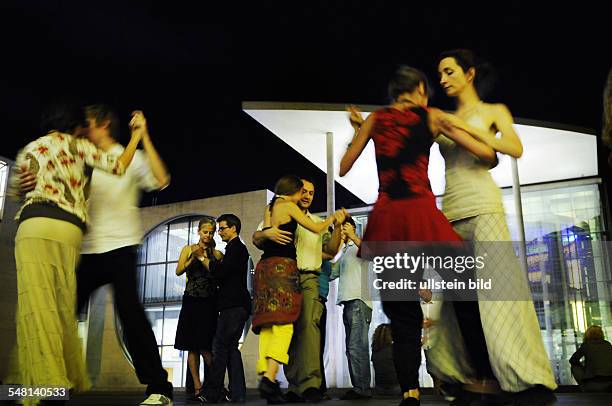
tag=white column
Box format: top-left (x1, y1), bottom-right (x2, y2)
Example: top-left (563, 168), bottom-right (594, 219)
top-left (326, 131), bottom-right (335, 215)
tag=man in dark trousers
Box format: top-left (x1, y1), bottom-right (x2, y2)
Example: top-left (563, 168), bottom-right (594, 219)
top-left (199, 213), bottom-right (251, 403)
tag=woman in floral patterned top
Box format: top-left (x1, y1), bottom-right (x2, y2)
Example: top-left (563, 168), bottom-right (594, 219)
top-left (7, 102), bottom-right (142, 405)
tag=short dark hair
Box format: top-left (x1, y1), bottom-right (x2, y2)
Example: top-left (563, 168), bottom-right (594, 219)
top-left (40, 100), bottom-right (87, 134)
top-left (344, 216), bottom-right (356, 228)
top-left (217, 213), bottom-right (241, 234)
top-left (300, 175), bottom-right (316, 189)
top-left (388, 65), bottom-right (430, 102)
top-left (84, 104), bottom-right (121, 141)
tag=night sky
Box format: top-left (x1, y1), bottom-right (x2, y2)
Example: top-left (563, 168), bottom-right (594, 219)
top-left (1, 1), bottom-right (610, 213)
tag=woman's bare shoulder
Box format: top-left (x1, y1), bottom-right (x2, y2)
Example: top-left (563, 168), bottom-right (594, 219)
top-left (271, 199), bottom-right (297, 222)
top-left (274, 199), bottom-right (296, 210)
top-left (483, 103), bottom-right (511, 116)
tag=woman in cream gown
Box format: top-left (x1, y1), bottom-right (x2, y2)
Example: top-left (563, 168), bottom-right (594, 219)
top-left (426, 49), bottom-right (557, 406)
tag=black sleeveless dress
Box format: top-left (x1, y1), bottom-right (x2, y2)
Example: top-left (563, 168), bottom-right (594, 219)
top-left (174, 248), bottom-right (218, 351)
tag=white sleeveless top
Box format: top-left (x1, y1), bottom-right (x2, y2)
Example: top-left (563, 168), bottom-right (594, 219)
top-left (436, 110), bottom-right (505, 222)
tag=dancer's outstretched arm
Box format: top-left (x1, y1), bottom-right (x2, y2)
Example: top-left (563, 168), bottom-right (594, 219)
top-left (340, 107), bottom-right (374, 177)
top-left (131, 111), bottom-right (171, 188)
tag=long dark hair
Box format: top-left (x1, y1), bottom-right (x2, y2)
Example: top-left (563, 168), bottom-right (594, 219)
top-left (269, 175), bottom-right (303, 215)
top-left (437, 49), bottom-right (498, 100)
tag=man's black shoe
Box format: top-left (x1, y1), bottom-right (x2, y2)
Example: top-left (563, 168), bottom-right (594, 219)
top-left (302, 388), bottom-right (323, 403)
top-left (284, 391), bottom-right (304, 403)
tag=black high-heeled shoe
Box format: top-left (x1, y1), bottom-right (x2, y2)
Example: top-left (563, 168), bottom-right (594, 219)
top-left (259, 376), bottom-right (286, 404)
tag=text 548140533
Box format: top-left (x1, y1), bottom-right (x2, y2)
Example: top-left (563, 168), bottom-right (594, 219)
top-left (0, 385), bottom-right (69, 400)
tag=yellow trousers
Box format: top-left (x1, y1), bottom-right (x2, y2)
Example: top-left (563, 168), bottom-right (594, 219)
top-left (257, 324), bottom-right (294, 375)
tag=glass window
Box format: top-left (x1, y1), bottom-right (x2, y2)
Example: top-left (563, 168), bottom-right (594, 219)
top-left (0, 160), bottom-right (8, 220)
top-left (138, 240), bottom-right (148, 265)
top-left (505, 183), bottom-right (611, 384)
top-left (167, 222), bottom-right (189, 262)
top-left (189, 220), bottom-right (200, 245)
top-left (136, 265), bottom-right (146, 302)
top-left (147, 225), bottom-right (169, 264)
top-left (165, 263), bottom-right (185, 302)
top-left (162, 305), bottom-right (181, 346)
top-left (144, 264), bottom-right (166, 304)
top-left (144, 306), bottom-right (164, 346)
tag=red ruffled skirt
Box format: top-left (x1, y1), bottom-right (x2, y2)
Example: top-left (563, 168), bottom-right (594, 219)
top-left (362, 194), bottom-right (462, 245)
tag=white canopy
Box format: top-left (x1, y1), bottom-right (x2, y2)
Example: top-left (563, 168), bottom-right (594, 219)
top-left (243, 102), bottom-right (598, 205)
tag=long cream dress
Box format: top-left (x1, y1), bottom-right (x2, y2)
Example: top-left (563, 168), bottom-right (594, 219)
top-left (425, 109), bottom-right (557, 392)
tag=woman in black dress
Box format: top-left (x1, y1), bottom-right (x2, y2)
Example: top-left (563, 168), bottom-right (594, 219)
top-left (175, 217), bottom-right (223, 398)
